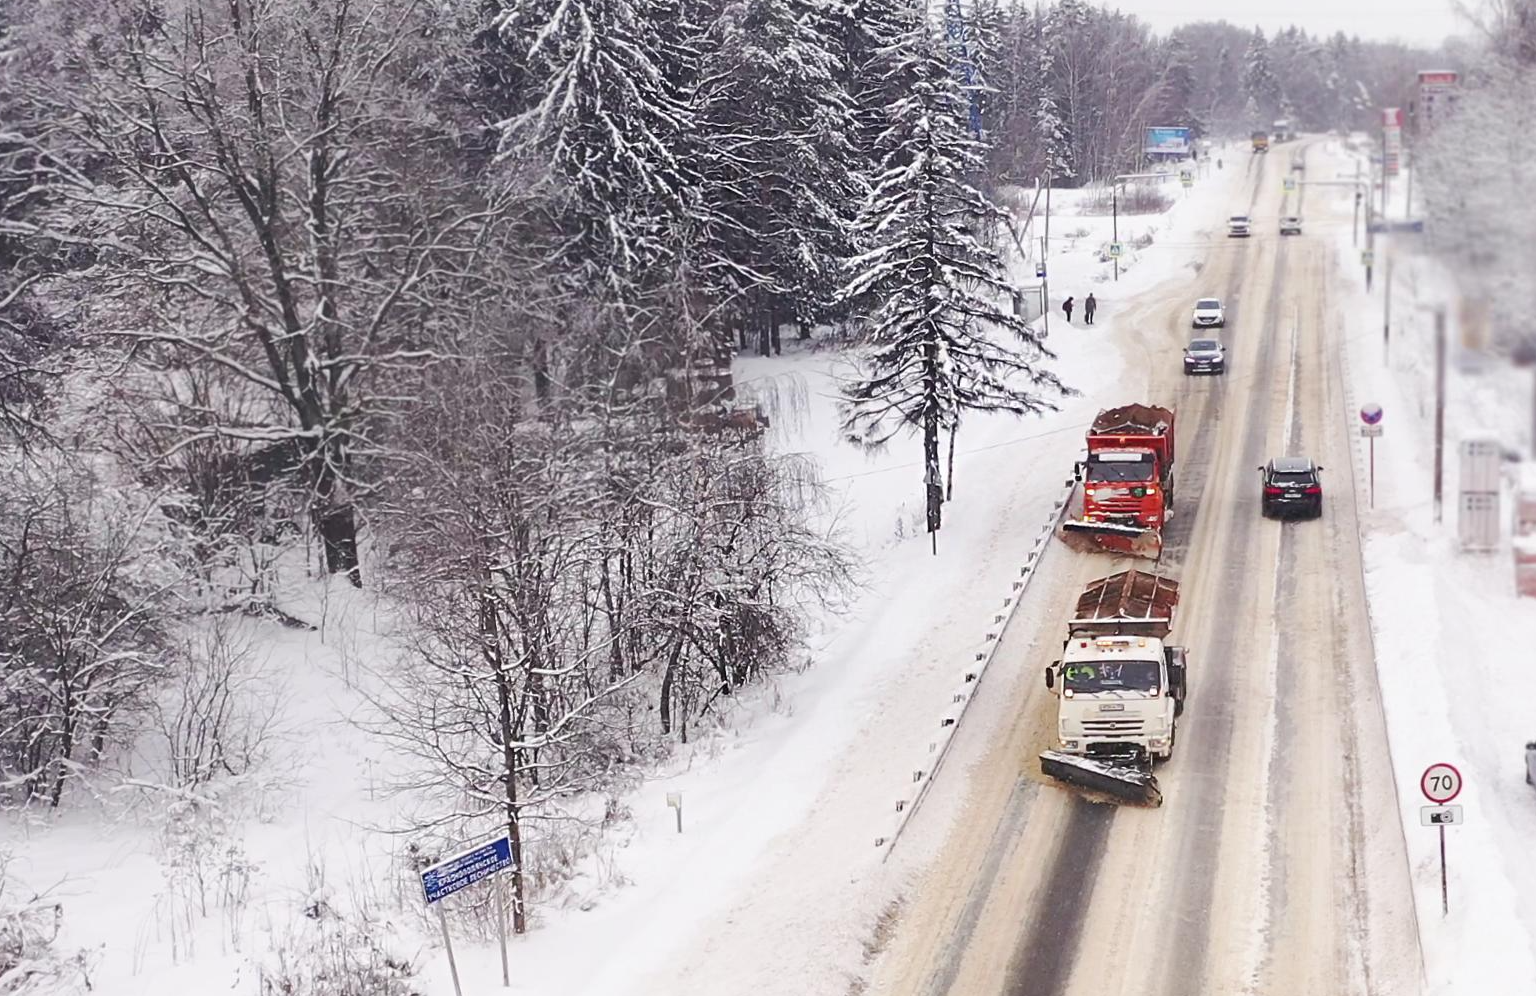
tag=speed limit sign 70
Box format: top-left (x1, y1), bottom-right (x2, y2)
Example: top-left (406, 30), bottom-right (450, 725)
top-left (1421, 763), bottom-right (1463, 804)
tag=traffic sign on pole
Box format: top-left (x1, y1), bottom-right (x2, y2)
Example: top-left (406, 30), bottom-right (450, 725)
top-left (1419, 763), bottom-right (1463, 918)
top-left (1421, 762), bottom-right (1462, 803)
top-left (421, 835), bottom-right (516, 996)
top-left (1360, 404), bottom-right (1384, 508)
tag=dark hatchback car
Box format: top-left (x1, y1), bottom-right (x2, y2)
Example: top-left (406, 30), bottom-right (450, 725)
top-left (1259, 457), bottom-right (1323, 518)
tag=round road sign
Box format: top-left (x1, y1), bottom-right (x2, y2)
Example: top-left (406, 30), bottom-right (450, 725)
top-left (1360, 403), bottom-right (1384, 425)
top-left (1421, 763), bottom-right (1463, 804)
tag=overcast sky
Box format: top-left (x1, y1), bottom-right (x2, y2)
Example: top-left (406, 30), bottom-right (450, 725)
top-left (1121, 0), bottom-right (1473, 48)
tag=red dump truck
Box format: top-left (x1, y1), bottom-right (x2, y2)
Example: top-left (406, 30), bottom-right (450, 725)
top-left (1059, 404), bottom-right (1176, 559)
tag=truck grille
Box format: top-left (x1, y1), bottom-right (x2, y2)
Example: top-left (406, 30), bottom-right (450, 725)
top-left (1082, 718), bottom-right (1146, 736)
top-left (1092, 496), bottom-right (1149, 515)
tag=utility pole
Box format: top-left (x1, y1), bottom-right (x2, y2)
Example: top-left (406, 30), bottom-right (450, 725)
top-left (1380, 124), bottom-right (1390, 217)
top-left (1043, 172), bottom-right (1052, 336)
top-left (1383, 252), bottom-right (1393, 364)
top-left (1434, 306), bottom-right (1447, 524)
top-left (1365, 201), bottom-right (1375, 292)
top-left (1405, 150), bottom-right (1414, 219)
top-left (1112, 184), bottom-right (1119, 282)
top-left (1353, 160), bottom-right (1362, 247)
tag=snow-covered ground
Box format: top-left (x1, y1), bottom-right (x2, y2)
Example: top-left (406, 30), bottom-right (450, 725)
top-left (1326, 142), bottom-right (1536, 994)
top-left (1, 155), bottom-right (1249, 996)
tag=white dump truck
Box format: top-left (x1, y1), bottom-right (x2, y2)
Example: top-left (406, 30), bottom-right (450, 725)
top-left (1039, 570), bottom-right (1188, 806)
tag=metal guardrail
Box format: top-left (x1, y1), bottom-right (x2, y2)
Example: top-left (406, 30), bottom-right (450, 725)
top-left (875, 464), bottom-right (1081, 858)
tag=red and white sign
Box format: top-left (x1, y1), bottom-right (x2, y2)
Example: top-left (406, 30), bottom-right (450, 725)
top-left (1360, 403), bottom-right (1384, 425)
top-left (1382, 108), bottom-right (1403, 176)
top-left (1418, 70), bottom-right (1460, 133)
top-left (1421, 762), bottom-right (1463, 804)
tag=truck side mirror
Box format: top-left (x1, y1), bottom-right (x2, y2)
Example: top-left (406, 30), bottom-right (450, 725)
top-left (1073, 463), bottom-right (1084, 483)
top-left (1044, 668), bottom-right (1055, 690)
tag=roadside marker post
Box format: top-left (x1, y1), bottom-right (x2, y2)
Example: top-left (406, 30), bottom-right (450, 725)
top-left (1420, 762), bottom-right (1463, 916)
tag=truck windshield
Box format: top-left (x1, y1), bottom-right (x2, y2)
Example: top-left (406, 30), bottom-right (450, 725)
top-left (1063, 659), bottom-right (1161, 694)
top-left (1086, 456), bottom-right (1155, 483)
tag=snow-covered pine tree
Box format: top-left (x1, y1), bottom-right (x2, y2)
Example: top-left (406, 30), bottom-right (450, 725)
top-left (490, 0), bottom-right (696, 293)
top-left (842, 11), bottom-right (1064, 550)
top-left (693, 0), bottom-right (862, 352)
top-left (1159, 35), bottom-right (1203, 137)
top-left (1242, 28), bottom-right (1283, 125)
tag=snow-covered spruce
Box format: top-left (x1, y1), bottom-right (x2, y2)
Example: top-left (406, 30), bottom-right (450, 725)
top-left (840, 10), bottom-right (1065, 545)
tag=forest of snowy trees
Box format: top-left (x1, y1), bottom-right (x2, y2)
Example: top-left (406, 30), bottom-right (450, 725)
top-left (1, 0), bottom-right (1445, 975)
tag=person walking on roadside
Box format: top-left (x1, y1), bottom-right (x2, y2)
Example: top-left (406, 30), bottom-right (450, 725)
top-left (1062, 296), bottom-right (1075, 323)
top-left (1084, 293), bottom-right (1097, 326)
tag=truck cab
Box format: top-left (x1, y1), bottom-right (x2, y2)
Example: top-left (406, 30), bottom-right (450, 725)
top-left (1047, 635), bottom-right (1186, 760)
top-left (1043, 571), bottom-right (1188, 763)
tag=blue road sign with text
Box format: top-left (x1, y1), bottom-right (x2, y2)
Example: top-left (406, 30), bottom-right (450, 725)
top-left (421, 835), bottom-right (514, 905)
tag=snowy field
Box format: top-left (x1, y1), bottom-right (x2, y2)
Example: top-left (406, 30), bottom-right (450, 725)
top-left (3, 154), bottom-right (1258, 996)
top-left (1326, 141), bottom-right (1536, 994)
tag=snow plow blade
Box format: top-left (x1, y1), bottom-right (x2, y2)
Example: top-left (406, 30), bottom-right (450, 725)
top-left (1058, 519), bottom-right (1164, 560)
top-left (1039, 750), bottom-right (1163, 807)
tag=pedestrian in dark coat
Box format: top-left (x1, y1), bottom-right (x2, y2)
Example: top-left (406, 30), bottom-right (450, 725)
top-left (1062, 296), bottom-right (1075, 323)
top-left (1084, 293), bottom-right (1097, 325)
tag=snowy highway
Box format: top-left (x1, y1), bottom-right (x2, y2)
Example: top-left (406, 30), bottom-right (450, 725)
top-left (869, 142), bottom-right (1424, 996)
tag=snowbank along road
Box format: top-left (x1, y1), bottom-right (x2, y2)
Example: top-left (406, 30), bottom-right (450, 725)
top-left (870, 141), bottom-right (1424, 996)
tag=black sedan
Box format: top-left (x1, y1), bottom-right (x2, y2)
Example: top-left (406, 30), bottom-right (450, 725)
top-left (1184, 338), bottom-right (1226, 375)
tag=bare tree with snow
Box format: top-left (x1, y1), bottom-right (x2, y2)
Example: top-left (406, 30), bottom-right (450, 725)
top-left (33, 0), bottom-right (513, 586)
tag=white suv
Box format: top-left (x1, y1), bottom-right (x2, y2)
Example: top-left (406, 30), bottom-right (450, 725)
top-left (1192, 297), bottom-right (1225, 328)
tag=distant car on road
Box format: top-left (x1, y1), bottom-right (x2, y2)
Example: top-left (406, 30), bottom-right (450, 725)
top-left (1291, 156), bottom-right (1305, 172)
top-left (1526, 741), bottom-right (1536, 785)
top-left (1183, 338), bottom-right (1226, 375)
top-left (1280, 216), bottom-right (1303, 235)
top-left (1259, 457), bottom-right (1324, 519)
top-left (1192, 297), bottom-right (1226, 328)
top-left (1228, 215), bottom-right (1251, 238)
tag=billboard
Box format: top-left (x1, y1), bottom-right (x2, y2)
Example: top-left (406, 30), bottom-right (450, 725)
top-left (1418, 69), bottom-right (1460, 132)
top-left (1144, 126), bottom-right (1192, 156)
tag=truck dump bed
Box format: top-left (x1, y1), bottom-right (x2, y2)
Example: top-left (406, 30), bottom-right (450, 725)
top-left (1087, 404), bottom-right (1175, 464)
top-left (1069, 570), bottom-right (1179, 639)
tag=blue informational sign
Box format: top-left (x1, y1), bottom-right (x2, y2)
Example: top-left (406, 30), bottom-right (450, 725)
top-left (1144, 126), bottom-right (1192, 156)
top-left (421, 835), bottom-right (514, 905)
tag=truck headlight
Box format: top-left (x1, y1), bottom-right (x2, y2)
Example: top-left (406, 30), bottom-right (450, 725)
top-left (1148, 737), bottom-right (1169, 750)
top-left (1062, 739), bottom-right (1079, 750)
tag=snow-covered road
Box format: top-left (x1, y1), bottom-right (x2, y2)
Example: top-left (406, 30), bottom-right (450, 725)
top-left (867, 140), bottom-right (1423, 996)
